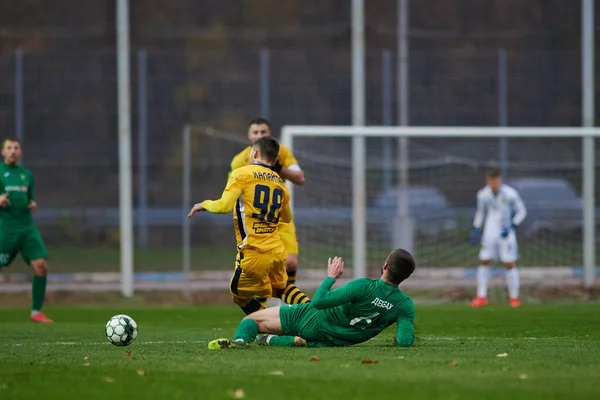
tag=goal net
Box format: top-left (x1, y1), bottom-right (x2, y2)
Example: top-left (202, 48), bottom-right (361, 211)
top-left (280, 126), bottom-right (599, 281)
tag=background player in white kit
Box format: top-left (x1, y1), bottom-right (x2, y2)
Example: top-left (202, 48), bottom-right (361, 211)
top-left (469, 168), bottom-right (527, 308)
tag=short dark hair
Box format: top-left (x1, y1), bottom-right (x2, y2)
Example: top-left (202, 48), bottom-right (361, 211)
top-left (2, 137), bottom-right (21, 148)
top-left (486, 168), bottom-right (501, 178)
top-left (386, 249), bottom-right (416, 285)
top-left (248, 117), bottom-right (272, 131)
top-left (253, 136), bottom-right (280, 163)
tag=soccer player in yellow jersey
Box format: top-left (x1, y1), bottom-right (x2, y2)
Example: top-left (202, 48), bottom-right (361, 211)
top-left (229, 118), bottom-right (305, 290)
top-left (189, 137), bottom-right (310, 314)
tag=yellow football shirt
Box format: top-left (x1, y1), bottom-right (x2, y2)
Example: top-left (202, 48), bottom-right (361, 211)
top-left (203, 164), bottom-right (292, 252)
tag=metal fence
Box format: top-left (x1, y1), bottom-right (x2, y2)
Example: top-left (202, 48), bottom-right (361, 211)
top-left (0, 48), bottom-right (593, 273)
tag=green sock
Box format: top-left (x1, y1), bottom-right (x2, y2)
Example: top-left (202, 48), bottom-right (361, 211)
top-left (32, 275), bottom-right (47, 313)
top-left (233, 319), bottom-right (258, 343)
top-left (267, 335), bottom-right (297, 347)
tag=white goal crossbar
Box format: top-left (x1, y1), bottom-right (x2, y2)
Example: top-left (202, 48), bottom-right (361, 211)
top-left (281, 126), bottom-right (600, 287)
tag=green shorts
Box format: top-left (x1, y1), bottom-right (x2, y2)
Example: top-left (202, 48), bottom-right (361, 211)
top-left (279, 303), bottom-right (337, 347)
top-left (0, 226), bottom-right (48, 267)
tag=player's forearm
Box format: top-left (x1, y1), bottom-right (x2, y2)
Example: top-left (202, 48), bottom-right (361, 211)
top-left (512, 209), bottom-right (527, 226)
top-left (311, 277), bottom-right (344, 310)
top-left (395, 320), bottom-right (415, 347)
top-left (201, 197), bottom-right (236, 214)
top-left (201, 190), bottom-right (239, 214)
top-left (473, 208), bottom-right (484, 228)
top-left (280, 167), bottom-right (305, 185)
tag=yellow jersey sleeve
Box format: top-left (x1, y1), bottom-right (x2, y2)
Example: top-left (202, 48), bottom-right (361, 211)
top-left (202, 170), bottom-right (245, 214)
top-left (228, 147), bottom-right (251, 180)
top-left (277, 145), bottom-right (299, 168)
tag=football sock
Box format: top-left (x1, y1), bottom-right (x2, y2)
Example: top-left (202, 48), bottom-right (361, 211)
top-left (233, 318), bottom-right (259, 343)
top-left (31, 274), bottom-right (47, 314)
top-left (266, 335), bottom-right (297, 347)
top-left (240, 298), bottom-right (263, 315)
top-left (277, 284), bottom-right (310, 305)
top-left (286, 270), bottom-right (297, 285)
top-left (255, 297), bottom-right (268, 310)
top-left (476, 266), bottom-right (490, 298)
top-left (506, 267), bottom-right (520, 299)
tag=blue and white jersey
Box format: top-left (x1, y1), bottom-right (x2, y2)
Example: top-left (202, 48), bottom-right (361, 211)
top-left (473, 184), bottom-right (527, 236)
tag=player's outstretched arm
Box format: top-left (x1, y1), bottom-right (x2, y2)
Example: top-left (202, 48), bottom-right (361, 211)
top-left (188, 172), bottom-right (244, 217)
top-left (199, 190), bottom-right (239, 214)
top-left (312, 257), bottom-right (362, 310)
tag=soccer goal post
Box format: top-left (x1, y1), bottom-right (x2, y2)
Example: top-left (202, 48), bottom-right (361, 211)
top-left (281, 126), bottom-right (600, 287)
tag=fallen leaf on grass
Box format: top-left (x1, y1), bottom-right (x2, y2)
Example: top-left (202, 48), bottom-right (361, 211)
top-left (310, 355), bottom-right (320, 361)
top-left (397, 356), bottom-right (405, 359)
top-left (496, 353), bottom-right (508, 358)
top-left (519, 374), bottom-right (529, 380)
top-left (125, 351), bottom-right (131, 357)
top-left (227, 389), bottom-right (246, 399)
top-left (137, 370), bottom-right (145, 376)
top-left (101, 377), bottom-right (115, 384)
top-left (269, 370), bottom-right (284, 375)
top-left (449, 361), bottom-right (459, 366)
top-left (362, 359), bottom-right (378, 364)
top-left (84, 356), bottom-right (89, 360)
top-left (83, 363), bottom-right (90, 367)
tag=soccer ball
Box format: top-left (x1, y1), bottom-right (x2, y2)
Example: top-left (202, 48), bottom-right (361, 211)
top-left (105, 314), bottom-right (138, 346)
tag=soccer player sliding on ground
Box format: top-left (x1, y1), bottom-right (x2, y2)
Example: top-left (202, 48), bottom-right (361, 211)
top-left (189, 136), bottom-right (310, 315)
top-left (0, 138), bottom-right (52, 322)
top-left (209, 249), bottom-right (416, 349)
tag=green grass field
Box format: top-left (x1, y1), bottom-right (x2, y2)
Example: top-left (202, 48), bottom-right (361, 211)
top-left (1, 304), bottom-right (599, 399)
top-left (5, 243), bottom-right (593, 273)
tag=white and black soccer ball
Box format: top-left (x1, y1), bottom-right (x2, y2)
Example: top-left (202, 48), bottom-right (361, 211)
top-left (105, 314), bottom-right (138, 346)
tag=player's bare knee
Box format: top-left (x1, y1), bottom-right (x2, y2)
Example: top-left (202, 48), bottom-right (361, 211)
top-left (31, 259), bottom-right (47, 276)
top-left (480, 260), bottom-right (491, 266)
top-left (504, 263), bottom-right (515, 269)
top-left (286, 254), bottom-right (298, 272)
top-left (293, 336), bottom-right (307, 347)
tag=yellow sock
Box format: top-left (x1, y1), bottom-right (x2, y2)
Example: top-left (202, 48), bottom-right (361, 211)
top-left (278, 284), bottom-right (310, 305)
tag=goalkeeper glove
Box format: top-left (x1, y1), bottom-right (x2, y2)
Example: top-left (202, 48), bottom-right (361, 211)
top-left (469, 228), bottom-right (481, 246)
top-left (500, 224), bottom-right (517, 238)
top-left (271, 161), bottom-right (283, 174)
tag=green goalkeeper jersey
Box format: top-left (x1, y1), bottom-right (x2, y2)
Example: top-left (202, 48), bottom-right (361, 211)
top-left (312, 277), bottom-right (415, 347)
top-left (0, 162), bottom-right (35, 230)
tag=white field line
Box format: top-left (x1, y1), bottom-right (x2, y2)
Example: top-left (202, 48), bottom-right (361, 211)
top-left (4, 340), bottom-right (208, 347)
top-left (3, 336), bottom-right (578, 347)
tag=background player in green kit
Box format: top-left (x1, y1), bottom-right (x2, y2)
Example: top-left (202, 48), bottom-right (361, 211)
top-left (209, 248), bottom-right (416, 348)
top-left (0, 138), bottom-right (52, 323)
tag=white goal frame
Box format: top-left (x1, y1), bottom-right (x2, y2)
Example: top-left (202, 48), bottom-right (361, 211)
top-left (281, 126), bottom-right (600, 287)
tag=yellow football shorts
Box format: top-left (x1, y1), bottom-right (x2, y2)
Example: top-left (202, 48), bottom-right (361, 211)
top-left (279, 220), bottom-right (299, 256)
top-left (229, 246), bottom-right (287, 300)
